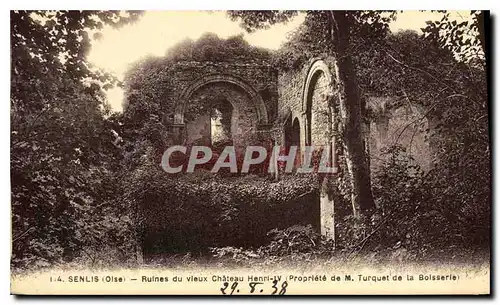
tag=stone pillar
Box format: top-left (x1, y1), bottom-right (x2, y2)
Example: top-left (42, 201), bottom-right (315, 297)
top-left (319, 109), bottom-right (336, 242)
top-left (320, 178), bottom-right (335, 241)
top-left (171, 123), bottom-right (185, 145)
top-left (300, 111), bottom-right (308, 164)
top-left (300, 111), bottom-right (308, 147)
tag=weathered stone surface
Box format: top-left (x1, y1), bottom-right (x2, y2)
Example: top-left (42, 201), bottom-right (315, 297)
top-left (143, 57), bottom-right (434, 245)
top-left (185, 114), bottom-right (211, 146)
top-left (367, 97), bottom-right (432, 172)
top-left (277, 63), bottom-right (307, 129)
top-left (277, 58), bottom-right (338, 240)
top-left (277, 60), bottom-right (432, 174)
top-left (184, 82), bottom-right (260, 151)
top-left (161, 61), bottom-right (277, 148)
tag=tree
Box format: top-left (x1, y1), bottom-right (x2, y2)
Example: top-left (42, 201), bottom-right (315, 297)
top-left (11, 10), bottom-right (142, 269)
top-left (344, 13), bottom-right (488, 255)
top-left (421, 11), bottom-right (487, 64)
top-left (228, 11), bottom-right (395, 216)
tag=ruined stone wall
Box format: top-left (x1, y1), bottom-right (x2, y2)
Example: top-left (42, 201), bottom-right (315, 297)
top-left (276, 64), bottom-right (308, 131)
top-left (367, 97), bottom-right (432, 172)
top-left (184, 82), bottom-right (261, 151)
top-left (276, 59), bottom-right (334, 148)
top-left (159, 61), bottom-right (278, 150)
top-left (277, 59), bottom-right (340, 239)
top-left (163, 61), bottom-right (278, 125)
top-left (138, 56), bottom-right (437, 249)
top-left (276, 61), bottom-right (433, 176)
top-left (310, 72), bottom-right (332, 146)
top-left (185, 114), bottom-right (211, 146)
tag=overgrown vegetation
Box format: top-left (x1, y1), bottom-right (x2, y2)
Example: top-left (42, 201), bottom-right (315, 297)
top-left (121, 33), bottom-right (271, 137)
top-left (165, 32), bottom-right (271, 63)
top-left (11, 10), bottom-right (142, 271)
top-left (211, 10), bottom-right (489, 264)
top-left (128, 164), bottom-right (320, 254)
top-left (11, 11), bottom-right (489, 272)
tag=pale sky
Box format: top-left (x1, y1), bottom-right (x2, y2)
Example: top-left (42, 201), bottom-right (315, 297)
top-left (88, 11), bottom-right (471, 111)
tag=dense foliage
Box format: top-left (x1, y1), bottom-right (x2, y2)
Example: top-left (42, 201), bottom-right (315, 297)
top-left (11, 10), bottom-right (142, 270)
top-left (226, 10), bottom-right (490, 262)
top-left (126, 164), bottom-right (319, 254)
top-left (165, 32), bottom-right (271, 63)
top-left (211, 224), bottom-right (335, 265)
top-left (11, 11), bottom-right (490, 271)
top-left (271, 11), bottom-right (394, 73)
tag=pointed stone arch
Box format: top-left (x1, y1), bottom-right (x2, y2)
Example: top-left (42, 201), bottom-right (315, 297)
top-left (301, 59), bottom-right (336, 146)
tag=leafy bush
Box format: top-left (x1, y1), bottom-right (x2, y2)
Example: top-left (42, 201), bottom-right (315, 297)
top-left (211, 224), bottom-right (335, 265)
top-left (358, 143), bottom-right (489, 261)
top-left (210, 246), bottom-right (261, 264)
top-left (166, 33), bottom-right (271, 63)
top-left (10, 10), bottom-right (142, 272)
top-left (10, 82), bottom-right (136, 271)
top-left (369, 146), bottom-right (430, 256)
top-left (259, 225), bottom-right (334, 256)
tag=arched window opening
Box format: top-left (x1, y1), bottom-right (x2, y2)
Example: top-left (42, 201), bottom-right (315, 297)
top-left (291, 118), bottom-right (301, 169)
top-left (284, 116), bottom-right (302, 171)
top-left (210, 99), bottom-right (233, 151)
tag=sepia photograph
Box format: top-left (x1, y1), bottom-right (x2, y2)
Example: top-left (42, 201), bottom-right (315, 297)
top-left (9, 8), bottom-right (491, 295)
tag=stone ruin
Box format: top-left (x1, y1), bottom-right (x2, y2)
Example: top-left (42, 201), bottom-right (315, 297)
top-left (158, 58), bottom-right (435, 239)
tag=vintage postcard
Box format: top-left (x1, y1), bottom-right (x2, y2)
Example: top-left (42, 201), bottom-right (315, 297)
top-left (10, 10), bottom-right (490, 295)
